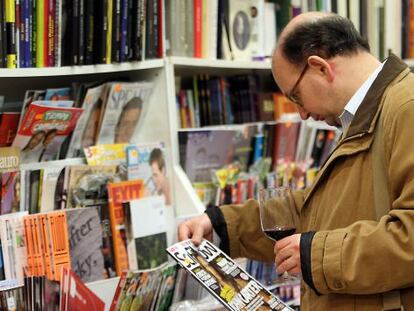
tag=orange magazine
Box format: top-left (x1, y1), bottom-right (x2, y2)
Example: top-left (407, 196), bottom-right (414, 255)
top-left (107, 180), bottom-right (144, 275)
top-left (38, 214), bottom-right (54, 280)
top-left (47, 211), bottom-right (70, 281)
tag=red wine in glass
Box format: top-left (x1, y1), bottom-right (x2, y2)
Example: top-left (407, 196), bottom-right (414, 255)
top-left (263, 226), bottom-right (296, 241)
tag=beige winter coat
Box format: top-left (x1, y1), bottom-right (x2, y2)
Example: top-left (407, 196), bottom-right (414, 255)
top-left (220, 54), bottom-right (414, 310)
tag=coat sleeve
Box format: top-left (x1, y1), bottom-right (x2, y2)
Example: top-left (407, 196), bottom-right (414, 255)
top-left (219, 190), bottom-right (305, 262)
top-left (310, 98), bottom-right (414, 295)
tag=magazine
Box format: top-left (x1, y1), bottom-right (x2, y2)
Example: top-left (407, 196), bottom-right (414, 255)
top-left (96, 81), bottom-right (153, 145)
top-left (66, 84), bottom-right (106, 158)
top-left (12, 103), bottom-right (83, 163)
top-left (167, 239), bottom-right (294, 311)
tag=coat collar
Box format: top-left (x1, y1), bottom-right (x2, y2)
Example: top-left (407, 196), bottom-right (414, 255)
top-left (302, 55), bottom-right (409, 207)
top-left (346, 54), bottom-right (408, 138)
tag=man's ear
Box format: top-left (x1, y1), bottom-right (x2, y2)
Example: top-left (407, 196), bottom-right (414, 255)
top-left (307, 55), bottom-right (334, 82)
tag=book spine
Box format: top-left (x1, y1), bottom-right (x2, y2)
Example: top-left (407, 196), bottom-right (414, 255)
top-left (126, 0), bottom-right (133, 60)
top-left (19, 0), bottom-right (26, 67)
top-left (111, 0), bottom-right (120, 62)
top-left (78, 0), bottom-right (84, 65)
top-left (43, 0), bottom-right (49, 66)
top-left (55, 0), bottom-right (62, 66)
top-left (157, 0), bottom-right (163, 58)
top-left (5, 0), bottom-right (17, 68)
top-left (71, 0), bottom-right (79, 65)
top-left (106, 0), bottom-right (113, 63)
top-left (84, 0), bottom-right (94, 64)
top-left (15, 0), bottom-right (20, 67)
top-left (194, 0), bottom-right (202, 57)
top-left (47, 0), bottom-right (55, 66)
top-left (35, 0), bottom-right (43, 66)
top-left (0, 0), bottom-right (5, 67)
top-left (120, 0), bottom-right (127, 62)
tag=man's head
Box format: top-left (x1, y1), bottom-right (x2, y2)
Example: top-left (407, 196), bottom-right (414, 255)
top-left (272, 12), bottom-right (376, 126)
top-left (149, 148), bottom-right (166, 193)
top-left (114, 97), bottom-right (143, 143)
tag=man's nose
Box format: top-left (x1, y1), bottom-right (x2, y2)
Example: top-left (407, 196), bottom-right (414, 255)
top-left (297, 106), bottom-right (310, 120)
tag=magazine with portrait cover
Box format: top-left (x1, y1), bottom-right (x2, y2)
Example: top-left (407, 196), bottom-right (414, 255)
top-left (96, 81), bottom-right (153, 145)
top-left (12, 102), bottom-right (83, 163)
top-left (167, 239), bottom-right (294, 311)
top-left (66, 84), bottom-right (107, 158)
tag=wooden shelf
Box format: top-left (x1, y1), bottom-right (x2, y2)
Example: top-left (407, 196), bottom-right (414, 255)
top-left (0, 59), bottom-right (165, 77)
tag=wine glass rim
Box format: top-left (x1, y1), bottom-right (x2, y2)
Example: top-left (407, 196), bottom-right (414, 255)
top-left (259, 186), bottom-right (292, 193)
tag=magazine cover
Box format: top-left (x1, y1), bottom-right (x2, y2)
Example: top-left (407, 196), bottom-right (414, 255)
top-left (67, 84), bottom-right (106, 158)
top-left (84, 143), bottom-right (128, 166)
top-left (126, 142), bottom-right (172, 206)
top-left (0, 212), bottom-right (28, 290)
top-left (63, 267), bottom-right (105, 311)
top-left (66, 164), bottom-right (120, 209)
top-left (167, 239), bottom-right (294, 311)
top-left (0, 112), bottom-right (20, 147)
top-left (110, 264), bottom-right (170, 311)
top-left (123, 196), bottom-right (168, 270)
top-left (12, 103), bottom-right (83, 163)
top-left (107, 180), bottom-right (145, 276)
top-left (96, 81), bottom-right (153, 145)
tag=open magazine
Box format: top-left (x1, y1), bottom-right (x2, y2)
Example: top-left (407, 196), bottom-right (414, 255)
top-left (167, 239), bottom-right (294, 311)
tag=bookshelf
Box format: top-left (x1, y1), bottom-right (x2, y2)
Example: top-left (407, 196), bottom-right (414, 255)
top-left (0, 1), bottom-right (410, 309)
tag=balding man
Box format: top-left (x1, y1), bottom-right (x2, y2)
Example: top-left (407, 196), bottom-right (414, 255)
top-left (178, 12), bottom-right (414, 310)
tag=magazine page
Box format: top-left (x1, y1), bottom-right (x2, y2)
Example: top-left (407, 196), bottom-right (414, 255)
top-left (96, 81), bottom-right (153, 145)
top-left (12, 103), bottom-right (83, 164)
top-left (67, 84), bottom-right (106, 158)
top-left (167, 239), bottom-right (294, 311)
top-left (124, 196), bottom-right (168, 270)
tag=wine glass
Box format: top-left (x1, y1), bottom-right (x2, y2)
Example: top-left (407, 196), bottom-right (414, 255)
top-left (259, 186), bottom-right (299, 283)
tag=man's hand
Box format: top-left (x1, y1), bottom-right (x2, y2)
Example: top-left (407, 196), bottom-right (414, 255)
top-left (177, 213), bottom-right (213, 246)
top-left (274, 233), bottom-right (301, 275)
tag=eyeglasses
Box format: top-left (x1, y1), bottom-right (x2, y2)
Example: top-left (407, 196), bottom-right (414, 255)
top-left (286, 63), bottom-right (309, 107)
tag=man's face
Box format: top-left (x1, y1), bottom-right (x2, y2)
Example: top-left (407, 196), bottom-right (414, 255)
top-left (272, 51), bottom-right (340, 127)
top-left (151, 162), bottom-right (164, 192)
top-left (115, 107), bottom-right (141, 143)
top-left (29, 132), bottom-right (44, 149)
top-left (82, 105), bottom-right (101, 148)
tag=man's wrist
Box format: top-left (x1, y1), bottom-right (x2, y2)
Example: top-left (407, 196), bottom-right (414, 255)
top-left (300, 231), bottom-right (320, 295)
top-left (205, 206), bottom-right (230, 255)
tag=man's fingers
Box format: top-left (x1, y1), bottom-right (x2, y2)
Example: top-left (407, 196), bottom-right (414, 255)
top-left (191, 224), bottom-right (205, 246)
top-left (177, 223), bottom-right (192, 241)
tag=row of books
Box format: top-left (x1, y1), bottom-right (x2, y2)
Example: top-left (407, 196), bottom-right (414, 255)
top-left (179, 119), bottom-right (339, 183)
top-left (0, 0), bottom-right (163, 68)
top-left (0, 80), bottom-right (153, 163)
top-left (176, 74), bottom-right (297, 128)
top-left (275, 0), bottom-right (408, 60)
top-left (165, 0), bottom-right (277, 61)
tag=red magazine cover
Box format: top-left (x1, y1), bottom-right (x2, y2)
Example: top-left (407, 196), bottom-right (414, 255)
top-left (12, 102), bottom-right (83, 163)
top-left (66, 268), bottom-right (105, 311)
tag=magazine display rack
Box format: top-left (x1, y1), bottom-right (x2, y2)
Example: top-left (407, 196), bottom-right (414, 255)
top-left (0, 57), bottom-right (271, 308)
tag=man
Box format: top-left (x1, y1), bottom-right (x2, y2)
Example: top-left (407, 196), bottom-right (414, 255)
top-left (114, 97), bottom-right (142, 143)
top-left (178, 12), bottom-right (414, 310)
top-left (149, 148), bottom-right (171, 205)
